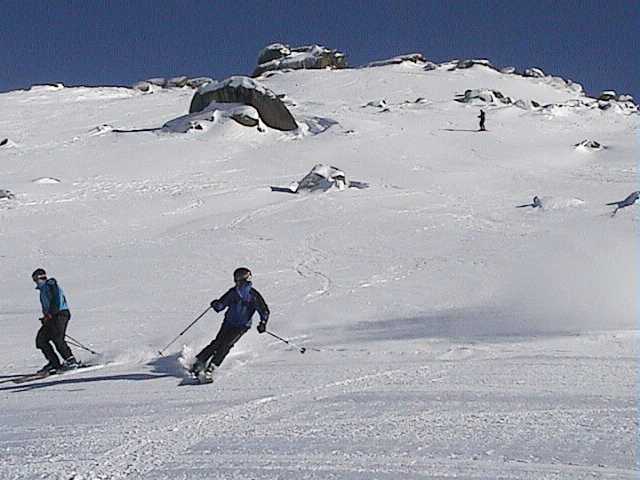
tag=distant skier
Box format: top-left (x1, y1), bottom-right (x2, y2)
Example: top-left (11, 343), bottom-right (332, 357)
top-left (31, 268), bottom-right (78, 374)
top-left (190, 267), bottom-right (270, 383)
top-left (478, 109), bottom-right (486, 132)
top-left (606, 191), bottom-right (639, 217)
top-left (516, 196), bottom-right (542, 209)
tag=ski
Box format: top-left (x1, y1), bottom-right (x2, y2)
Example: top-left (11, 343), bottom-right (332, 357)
top-left (12, 363), bottom-right (106, 384)
top-left (0, 374), bottom-right (37, 385)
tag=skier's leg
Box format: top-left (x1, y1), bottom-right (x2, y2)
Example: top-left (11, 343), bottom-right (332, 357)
top-left (211, 327), bottom-right (248, 368)
top-left (50, 311), bottom-right (74, 361)
top-left (195, 324), bottom-right (229, 365)
top-left (35, 323), bottom-right (62, 368)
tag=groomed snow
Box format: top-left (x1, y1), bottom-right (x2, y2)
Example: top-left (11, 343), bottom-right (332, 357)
top-left (0, 60), bottom-right (638, 479)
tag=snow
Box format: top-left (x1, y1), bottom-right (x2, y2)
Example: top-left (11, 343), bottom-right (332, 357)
top-left (0, 59), bottom-right (638, 479)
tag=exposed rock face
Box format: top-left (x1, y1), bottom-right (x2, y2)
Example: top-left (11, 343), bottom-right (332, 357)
top-left (253, 44), bottom-right (347, 77)
top-left (188, 76), bottom-right (298, 131)
top-left (365, 53), bottom-right (426, 68)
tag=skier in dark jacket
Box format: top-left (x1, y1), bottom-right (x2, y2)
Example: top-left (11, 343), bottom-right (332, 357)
top-left (606, 191), bottom-right (639, 217)
top-left (190, 267), bottom-right (270, 383)
top-left (478, 109), bottom-right (486, 131)
top-left (32, 268), bottom-right (78, 373)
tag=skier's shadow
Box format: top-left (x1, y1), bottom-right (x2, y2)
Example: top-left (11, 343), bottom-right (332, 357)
top-left (0, 372), bottom-right (170, 393)
top-left (147, 353), bottom-right (189, 379)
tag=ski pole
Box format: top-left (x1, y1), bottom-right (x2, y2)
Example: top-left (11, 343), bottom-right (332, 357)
top-left (266, 330), bottom-right (309, 354)
top-left (65, 335), bottom-right (101, 356)
top-left (158, 306), bottom-right (212, 356)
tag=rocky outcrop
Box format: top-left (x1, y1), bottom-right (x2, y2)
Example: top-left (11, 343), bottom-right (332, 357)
top-left (454, 58), bottom-right (493, 70)
top-left (188, 76), bottom-right (298, 131)
top-left (132, 76), bottom-right (214, 92)
top-left (365, 53), bottom-right (426, 68)
top-left (456, 89), bottom-right (512, 105)
top-left (575, 139), bottom-right (606, 151)
top-left (253, 44), bottom-right (347, 77)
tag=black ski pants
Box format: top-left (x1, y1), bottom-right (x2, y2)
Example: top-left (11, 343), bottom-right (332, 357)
top-left (35, 310), bottom-right (73, 367)
top-left (196, 323), bottom-right (248, 368)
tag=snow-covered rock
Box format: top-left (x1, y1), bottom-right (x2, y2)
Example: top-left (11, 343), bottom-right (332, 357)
top-left (500, 66), bottom-right (517, 74)
top-left (365, 53), bottom-right (427, 68)
top-left (189, 76), bottom-right (298, 131)
top-left (456, 89), bottom-right (512, 105)
top-left (271, 164), bottom-right (368, 193)
top-left (513, 99), bottom-right (541, 110)
top-left (574, 139), bottom-right (606, 152)
top-left (0, 188), bottom-right (15, 199)
top-left (454, 58), bottom-right (494, 70)
top-left (32, 177), bottom-right (62, 184)
top-left (524, 67), bottom-right (545, 78)
top-left (133, 76), bottom-right (214, 92)
top-left (253, 44), bottom-right (347, 77)
top-left (257, 43), bottom-right (292, 65)
top-left (598, 90), bottom-right (617, 101)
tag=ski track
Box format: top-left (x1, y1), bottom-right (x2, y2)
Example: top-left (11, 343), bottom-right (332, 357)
top-left (295, 232), bottom-right (333, 302)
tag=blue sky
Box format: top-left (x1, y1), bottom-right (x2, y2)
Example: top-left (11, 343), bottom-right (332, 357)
top-left (1, 0), bottom-right (637, 99)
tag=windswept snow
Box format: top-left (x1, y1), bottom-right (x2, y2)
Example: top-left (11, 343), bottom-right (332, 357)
top-left (0, 59), bottom-right (638, 479)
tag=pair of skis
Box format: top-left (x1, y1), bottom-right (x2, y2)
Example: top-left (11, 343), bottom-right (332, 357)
top-left (2, 363), bottom-right (103, 384)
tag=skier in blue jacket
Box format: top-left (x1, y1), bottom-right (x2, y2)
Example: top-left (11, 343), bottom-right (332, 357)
top-left (32, 268), bottom-right (78, 373)
top-left (190, 267), bottom-right (270, 382)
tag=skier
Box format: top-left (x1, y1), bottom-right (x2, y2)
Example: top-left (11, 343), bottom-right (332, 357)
top-left (190, 267), bottom-right (270, 383)
top-left (31, 268), bottom-right (78, 374)
top-left (516, 196), bottom-right (542, 209)
top-left (606, 191), bottom-right (639, 217)
top-left (478, 109), bottom-right (486, 132)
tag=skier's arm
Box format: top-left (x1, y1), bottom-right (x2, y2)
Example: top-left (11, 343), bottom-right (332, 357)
top-left (211, 289), bottom-right (233, 312)
top-left (46, 279), bottom-right (60, 314)
top-left (252, 289), bottom-right (270, 323)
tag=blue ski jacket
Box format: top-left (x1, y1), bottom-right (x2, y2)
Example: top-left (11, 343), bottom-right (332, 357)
top-left (36, 278), bottom-right (69, 316)
top-left (211, 282), bottom-right (269, 328)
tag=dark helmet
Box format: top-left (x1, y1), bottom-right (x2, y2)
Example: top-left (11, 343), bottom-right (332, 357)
top-left (31, 268), bottom-right (47, 281)
top-left (233, 267), bottom-right (252, 284)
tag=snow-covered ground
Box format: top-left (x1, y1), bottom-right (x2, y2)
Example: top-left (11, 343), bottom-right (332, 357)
top-left (0, 61), bottom-right (638, 479)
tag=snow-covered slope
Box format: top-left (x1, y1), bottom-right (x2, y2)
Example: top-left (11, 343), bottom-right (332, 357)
top-left (0, 61), bottom-right (638, 479)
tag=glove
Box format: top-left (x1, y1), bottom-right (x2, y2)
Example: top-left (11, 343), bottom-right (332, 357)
top-left (40, 314), bottom-right (52, 324)
top-left (257, 320), bottom-right (267, 334)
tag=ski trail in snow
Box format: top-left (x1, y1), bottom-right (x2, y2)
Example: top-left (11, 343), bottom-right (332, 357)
top-left (295, 232), bottom-right (333, 302)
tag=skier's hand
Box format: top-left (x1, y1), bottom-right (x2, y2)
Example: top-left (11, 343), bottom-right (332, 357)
top-left (40, 314), bottom-right (52, 324)
top-left (257, 321), bottom-right (267, 334)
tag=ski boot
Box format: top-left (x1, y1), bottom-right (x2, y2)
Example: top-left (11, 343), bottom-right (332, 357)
top-left (37, 362), bottom-right (59, 375)
top-left (61, 356), bottom-right (80, 371)
top-left (198, 364), bottom-right (215, 384)
top-left (189, 359), bottom-right (205, 377)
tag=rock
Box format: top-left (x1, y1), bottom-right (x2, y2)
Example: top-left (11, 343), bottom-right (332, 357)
top-left (500, 66), bottom-right (517, 74)
top-left (189, 76), bottom-right (298, 131)
top-left (167, 76), bottom-right (189, 88)
top-left (132, 81), bottom-right (152, 92)
top-left (618, 94), bottom-right (635, 103)
top-left (598, 90), bottom-right (617, 101)
top-left (0, 138), bottom-right (8, 146)
top-left (32, 177), bottom-right (61, 184)
top-left (514, 99), bottom-right (540, 110)
top-left (147, 78), bottom-right (168, 87)
top-left (229, 105), bottom-right (260, 127)
top-left (455, 58), bottom-right (493, 69)
top-left (523, 68), bottom-right (545, 78)
top-left (423, 62), bottom-right (438, 71)
top-left (257, 43), bottom-right (292, 65)
top-left (365, 99), bottom-right (387, 109)
top-left (457, 89), bottom-right (511, 105)
top-left (253, 44), bottom-right (347, 77)
top-left (575, 139), bottom-right (605, 151)
top-left (0, 189), bottom-right (15, 200)
top-left (365, 53), bottom-right (426, 68)
top-left (186, 77), bottom-right (214, 89)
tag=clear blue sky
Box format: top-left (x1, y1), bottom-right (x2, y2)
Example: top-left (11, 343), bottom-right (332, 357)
top-left (1, 0), bottom-right (637, 99)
